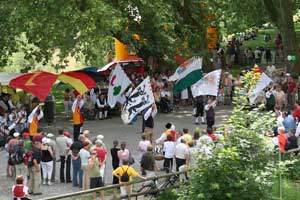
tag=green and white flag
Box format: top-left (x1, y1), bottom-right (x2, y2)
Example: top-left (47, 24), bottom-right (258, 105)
top-left (170, 57), bottom-right (203, 93)
top-left (108, 64), bottom-right (132, 108)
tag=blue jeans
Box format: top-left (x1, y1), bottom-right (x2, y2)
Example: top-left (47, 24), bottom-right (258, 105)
top-left (72, 157), bottom-right (83, 187)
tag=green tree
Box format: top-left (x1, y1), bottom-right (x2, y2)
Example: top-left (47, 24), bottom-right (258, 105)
top-left (0, 0), bottom-right (215, 70)
top-left (216, 0), bottom-right (300, 74)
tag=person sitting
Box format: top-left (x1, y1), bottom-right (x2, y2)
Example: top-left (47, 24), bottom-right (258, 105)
top-left (160, 85), bottom-right (172, 113)
top-left (285, 129), bottom-right (298, 151)
top-left (12, 175), bottom-right (31, 200)
top-left (96, 94), bottom-right (109, 120)
top-left (83, 94), bottom-right (95, 120)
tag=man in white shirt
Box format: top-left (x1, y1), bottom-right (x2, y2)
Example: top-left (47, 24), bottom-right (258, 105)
top-left (56, 129), bottom-right (71, 183)
top-left (163, 135), bottom-right (175, 173)
top-left (174, 139), bottom-right (189, 171)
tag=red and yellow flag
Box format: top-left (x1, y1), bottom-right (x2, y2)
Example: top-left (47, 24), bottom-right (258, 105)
top-left (58, 70), bottom-right (105, 95)
top-left (9, 71), bottom-right (57, 101)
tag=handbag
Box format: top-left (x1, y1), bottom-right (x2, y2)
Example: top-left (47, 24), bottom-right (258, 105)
top-left (128, 151), bottom-right (135, 165)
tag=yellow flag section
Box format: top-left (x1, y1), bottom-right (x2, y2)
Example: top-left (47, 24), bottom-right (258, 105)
top-left (115, 38), bottom-right (129, 61)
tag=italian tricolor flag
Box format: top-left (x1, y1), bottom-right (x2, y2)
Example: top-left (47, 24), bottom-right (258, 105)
top-left (170, 57), bottom-right (203, 93)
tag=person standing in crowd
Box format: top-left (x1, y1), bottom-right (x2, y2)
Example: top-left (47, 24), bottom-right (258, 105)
top-left (28, 139), bottom-right (42, 195)
top-left (94, 140), bottom-right (107, 182)
top-left (56, 129), bottom-right (71, 183)
top-left (79, 141), bottom-right (91, 190)
top-left (287, 76), bottom-right (296, 110)
top-left (110, 140), bottom-right (120, 198)
top-left (12, 175), bottom-right (31, 200)
top-left (143, 104), bottom-right (157, 143)
top-left (138, 134), bottom-right (151, 160)
top-left (96, 93), bottom-right (109, 120)
top-left (40, 138), bottom-right (53, 186)
top-left (7, 132), bottom-right (20, 178)
top-left (63, 88), bottom-right (72, 118)
top-left (163, 135), bottom-right (175, 173)
top-left (181, 128), bottom-right (193, 144)
top-left (70, 136), bottom-right (84, 188)
top-left (28, 105), bottom-right (43, 139)
top-left (44, 92), bottom-right (55, 126)
top-left (46, 133), bottom-right (56, 183)
top-left (223, 72), bottom-right (232, 105)
top-left (117, 142), bottom-right (130, 166)
top-left (112, 159), bottom-right (146, 198)
top-left (72, 95), bottom-right (84, 141)
top-left (141, 146), bottom-right (158, 181)
top-left (266, 87), bottom-right (275, 111)
top-left (174, 139), bottom-right (189, 172)
top-left (194, 95), bottom-right (205, 125)
top-left (282, 112), bottom-right (295, 134)
top-left (275, 86), bottom-right (286, 111)
top-left (14, 140), bottom-right (26, 179)
top-left (88, 148), bottom-right (104, 200)
top-left (292, 101), bottom-right (300, 121)
top-left (205, 98), bottom-right (216, 128)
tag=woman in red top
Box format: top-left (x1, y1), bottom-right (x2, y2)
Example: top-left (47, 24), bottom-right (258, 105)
top-left (94, 140), bottom-right (107, 180)
top-left (12, 175), bottom-right (31, 200)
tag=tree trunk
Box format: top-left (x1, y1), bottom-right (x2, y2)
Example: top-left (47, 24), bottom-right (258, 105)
top-left (277, 0), bottom-right (300, 75)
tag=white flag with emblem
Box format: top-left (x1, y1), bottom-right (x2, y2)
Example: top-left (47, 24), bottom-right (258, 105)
top-left (249, 72), bottom-right (272, 103)
top-left (121, 77), bottom-right (155, 124)
top-left (107, 64), bottom-right (132, 108)
top-left (191, 69), bottom-right (222, 97)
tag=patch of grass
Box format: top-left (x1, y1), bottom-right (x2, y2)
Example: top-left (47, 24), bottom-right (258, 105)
top-left (272, 179), bottom-right (300, 200)
top-left (51, 84), bottom-right (72, 115)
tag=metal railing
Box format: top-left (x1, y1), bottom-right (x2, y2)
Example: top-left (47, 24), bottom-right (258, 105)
top-left (41, 170), bottom-right (187, 200)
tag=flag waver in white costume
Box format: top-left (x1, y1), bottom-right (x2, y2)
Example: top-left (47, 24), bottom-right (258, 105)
top-left (28, 105), bottom-right (43, 137)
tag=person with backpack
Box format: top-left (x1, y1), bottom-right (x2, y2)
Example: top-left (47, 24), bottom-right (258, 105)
top-left (13, 140), bottom-right (26, 179)
top-left (112, 159), bottom-right (146, 198)
top-left (28, 140), bottom-right (42, 195)
top-left (7, 132), bottom-right (20, 178)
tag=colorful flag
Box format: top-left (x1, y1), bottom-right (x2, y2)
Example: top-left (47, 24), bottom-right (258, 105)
top-left (170, 57), bottom-right (203, 93)
top-left (191, 69), bottom-right (222, 97)
top-left (58, 70), bottom-right (105, 95)
top-left (9, 71), bottom-right (57, 101)
top-left (249, 73), bottom-right (272, 103)
top-left (107, 64), bottom-right (132, 108)
top-left (121, 77), bottom-right (154, 124)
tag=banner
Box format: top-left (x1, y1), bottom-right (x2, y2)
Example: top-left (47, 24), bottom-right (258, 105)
top-left (108, 64), bottom-right (132, 108)
top-left (249, 72), bottom-right (272, 103)
top-left (9, 71), bottom-right (57, 101)
top-left (191, 69), bottom-right (222, 97)
top-left (169, 57), bottom-right (203, 93)
top-left (121, 77), bottom-right (154, 124)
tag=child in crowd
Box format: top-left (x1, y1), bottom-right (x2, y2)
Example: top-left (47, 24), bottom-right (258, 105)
top-left (12, 175), bottom-right (31, 200)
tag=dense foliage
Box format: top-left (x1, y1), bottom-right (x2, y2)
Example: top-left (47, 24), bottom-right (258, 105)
top-left (177, 72), bottom-right (278, 200)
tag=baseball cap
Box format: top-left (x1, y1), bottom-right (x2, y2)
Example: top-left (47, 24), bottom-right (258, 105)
top-left (13, 132), bottom-right (20, 137)
top-left (22, 132), bottom-right (29, 138)
top-left (47, 133), bottom-right (54, 138)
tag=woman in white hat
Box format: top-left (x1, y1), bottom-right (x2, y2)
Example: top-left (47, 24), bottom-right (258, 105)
top-left (41, 138), bottom-right (54, 185)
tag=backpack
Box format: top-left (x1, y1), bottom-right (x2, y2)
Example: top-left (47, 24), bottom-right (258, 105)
top-left (12, 144), bottom-right (25, 165)
top-left (24, 150), bottom-right (34, 167)
top-left (120, 166), bottom-right (130, 182)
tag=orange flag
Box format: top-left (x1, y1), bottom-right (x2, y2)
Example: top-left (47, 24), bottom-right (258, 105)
top-left (9, 71), bottom-right (57, 101)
